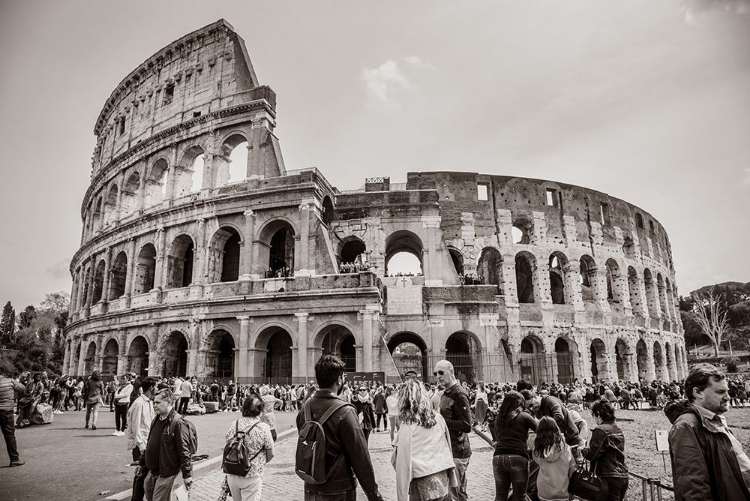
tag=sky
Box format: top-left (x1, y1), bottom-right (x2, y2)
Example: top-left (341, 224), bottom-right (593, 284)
top-left (0, 0), bottom-right (748, 309)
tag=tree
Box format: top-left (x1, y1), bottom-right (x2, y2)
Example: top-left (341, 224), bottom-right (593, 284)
top-left (18, 305), bottom-right (37, 330)
top-left (0, 301), bottom-right (15, 345)
top-left (692, 289), bottom-right (730, 357)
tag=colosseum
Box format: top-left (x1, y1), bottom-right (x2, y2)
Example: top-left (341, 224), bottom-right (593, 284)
top-left (63, 20), bottom-right (687, 386)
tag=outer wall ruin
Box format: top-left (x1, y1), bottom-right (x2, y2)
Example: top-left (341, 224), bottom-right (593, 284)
top-left (63, 20), bottom-right (686, 386)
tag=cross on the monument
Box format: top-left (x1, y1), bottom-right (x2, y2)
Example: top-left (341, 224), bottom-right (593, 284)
top-left (399, 277), bottom-right (410, 287)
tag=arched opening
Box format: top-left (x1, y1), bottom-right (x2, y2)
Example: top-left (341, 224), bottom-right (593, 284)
top-left (105, 184), bottom-right (118, 227)
top-left (127, 336), bottom-right (149, 377)
top-left (627, 267), bottom-right (640, 315)
top-left (636, 339), bottom-right (649, 380)
top-left (121, 171), bottom-right (141, 217)
top-left (606, 259), bottom-right (622, 303)
top-left (520, 335), bottom-right (546, 385)
top-left (448, 248), bottom-right (465, 278)
top-left (261, 329), bottom-right (292, 383)
top-left (133, 244), bottom-right (157, 295)
top-left (84, 342), bottom-right (97, 375)
top-left (590, 338), bottom-right (608, 383)
top-left (190, 154), bottom-right (205, 193)
top-left (92, 260), bottom-right (106, 303)
top-left (206, 227), bottom-right (242, 283)
top-left (319, 325), bottom-right (356, 373)
top-left (385, 231), bottom-right (423, 276)
top-left (579, 255), bottom-right (597, 302)
top-left (549, 253), bottom-right (568, 305)
top-left (217, 135), bottom-right (248, 186)
top-left (665, 342), bottom-right (674, 381)
top-left (269, 226), bottom-right (295, 277)
top-left (162, 331), bottom-right (188, 378)
top-left (207, 330), bottom-right (236, 380)
top-left (102, 339), bottom-right (119, 376)
top-left (622, 237), bottom-right (636, 259)
top-left (109, 251), bottom-right (128, 299)
top-left (339, 237), bottom-right (366, 273)
top-left (477, 247), bottom-right (502, 290)
top-left (145, 158), bottom-right (169, 207)
top-left (171, 146), bottom-right (205, 197)
top-left (515, 252), bottom-right (536, 303)
top-left (555, 337), bottom-right (574, 384)
top-left (445, 332), bottom-right (481, 383)
top-left (92, 198), bottom-right (103, 233)
top-left (167, 235), bottom-right (195, 288)
top-left (653, 341), bottom-right (666, 381)
top-left (322, 196), bottom-right (334, 225)
top-left (512, 219), bottom-right (532, 244)
top-left (615, 338), bottom-right (633, 381)
top-left (387, 332), bottom-right (429, 381)
top-left (643, 269), bottom-right (657, 318)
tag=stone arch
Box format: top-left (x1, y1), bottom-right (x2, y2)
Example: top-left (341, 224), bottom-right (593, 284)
top-left (173, 145), bottom-right (206, 197)
top-left (105, 184), bottom-right (119, 226)
top-left (109, 251), bottom-right (128, 299)
top-left (121, 171), bottom-right (141, 217)
top-left (615, 338), bottom-right (634, 381)
top-left (101, 338), bottom-right (119, 376)
top-left (133, 243), bottom-right (157, 295)
top-left (579, 255), bottom-right (597, 301)
top-left (217, 133), bottom-right (249, 186)
top-left (254, 325), bottom-right (294, 383)
top-left (549, 251), bottom-right (569, 305)
top-left (445, 331), bottom-right (483, 383)
top-left (387, 331), bottom-right (429, 381)
top-left (636, 338), bottom-right (649, 380)
top-left (92, 197), bottom-right (104, 233)
top-left (207, 226), bottom-right (242, 283)
top-left (477, 247), bottom-right (502, 290)
top-left (385, 230), bottom-right (423, 276)
top-left (92, 259), bottom-right (106, 303)
top-left (127, 335), bottom-right (150, 377)
top-left (161, 331), bottom-right (189, 378)
top-left (515, 251), bottom-right (537, 304)
top-left (605, 258), bottom-right (625, 303)
top-left (448, 247), bottom-right (465, 277)
top-left (315, 323), bottom-right (357, 373)
top-left (653, 340), bottom-right (666, 381)
top-left (665, 341), bottom-right (674, 381)
top-left (511, 216), bottom-right (532, 244)
top-left (84, 340), bottom-right (98, 375)
top-left (258, 219), bottom-right (296, 277)
top-left (205, 329), bottom-right (236, 380)
top-left (627, 267), bottom-right (641, 316)
top-left (339, 236), bottom-right (366, 270)
top-left (166, 234), bottom-right (195, 288)
top-left (554, 336), bottom-right (576, 384)
top-left (590, 338), bottom-right (609, 382)
top-left (520, 334), bottom-right (547, 385)
top-left (657, 273), bottom-right (669, 320)
top-left (145, 158), bottom-right (169, 207)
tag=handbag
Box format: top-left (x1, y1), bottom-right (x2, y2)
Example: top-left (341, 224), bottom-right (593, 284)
top-left (569, 462), bottom-right (609, 501)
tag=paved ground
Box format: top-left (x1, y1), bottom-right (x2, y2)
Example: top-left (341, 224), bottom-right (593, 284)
top-left (188, 427), bottom-right (497, 501)
top-left (0, 406), bottom-right (298, 501)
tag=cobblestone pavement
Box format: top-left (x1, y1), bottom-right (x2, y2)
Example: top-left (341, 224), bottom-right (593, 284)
top-left (189, 428), bottom-right (497, 501)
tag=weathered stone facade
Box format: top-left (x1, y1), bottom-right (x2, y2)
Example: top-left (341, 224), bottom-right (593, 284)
top-left (63, 20), bottom-right (686, 385)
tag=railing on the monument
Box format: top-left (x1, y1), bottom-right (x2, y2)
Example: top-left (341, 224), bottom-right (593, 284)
top-left (388, 352), bottom-right (575, 386)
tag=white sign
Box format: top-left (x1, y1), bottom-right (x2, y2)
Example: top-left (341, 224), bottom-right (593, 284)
top-left (387, 277), bottom-right (423, 315)
top-left (655, 430), bottom-right (670, 452)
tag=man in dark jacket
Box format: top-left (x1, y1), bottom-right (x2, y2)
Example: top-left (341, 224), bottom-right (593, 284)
top-left (523, 389), bottom-right (582, 461)
top-left (0, 370), bottom-right (27, 466)
top-left (435, 359), bottom-right (473, 501)
top-left (137, 389), bottom-right (193, 501)
top-left (295, 355), bottom-right (383, 501)
top-left (666, 364), bottom-right (750, 500)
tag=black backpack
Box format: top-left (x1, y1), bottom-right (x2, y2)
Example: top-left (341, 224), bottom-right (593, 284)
top-left (168, 413), bottom-right (198, 456)
top-left (222, 420), bottom-right (264, 476)
top-left (295, 399), bottom-right (352, 484)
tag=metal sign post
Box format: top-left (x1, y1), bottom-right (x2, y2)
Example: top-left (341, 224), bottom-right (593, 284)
top-left (654, 429), bottom-right (670, 473)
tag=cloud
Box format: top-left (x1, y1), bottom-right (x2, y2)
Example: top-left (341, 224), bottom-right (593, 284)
top-left (45, 258), bottom-right (71, 279)
top-left (743, 167), bottom-right (750, 186)
top-left (361, 57), bottom-right (436, 112)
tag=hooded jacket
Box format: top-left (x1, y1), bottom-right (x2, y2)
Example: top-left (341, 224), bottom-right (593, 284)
top-left (665, 400), bottom-right (750, 501)
top-left (533, 441), bottom-right (576, 501)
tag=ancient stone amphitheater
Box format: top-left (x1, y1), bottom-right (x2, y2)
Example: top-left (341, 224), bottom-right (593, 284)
top-left (63, 20), bottom-right (686, 385)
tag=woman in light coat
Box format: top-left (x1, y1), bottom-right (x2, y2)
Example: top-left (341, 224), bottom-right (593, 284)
top-left (391, 378), bottom-right (456, 501)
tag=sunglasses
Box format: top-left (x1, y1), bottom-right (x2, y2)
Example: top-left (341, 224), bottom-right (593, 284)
top-left (433, 370), bottom-right (444, 377)
top-left (359, 389), bottom-right (368, 392)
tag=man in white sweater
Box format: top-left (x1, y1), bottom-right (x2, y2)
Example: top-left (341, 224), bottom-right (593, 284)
top-left (112, 375), bottom-right (133, 436)
top-left (127, 377), bottom-right (157, 501)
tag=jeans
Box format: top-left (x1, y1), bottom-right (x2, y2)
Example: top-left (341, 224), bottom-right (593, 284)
top-left (450, 457), bottom-right (470, 501)
top-left (376, 413), bottom-right (388, 430)
top-left (178, 397), bottom-right (190, 414)
top-left (115, 403), bottom-right (128, 431)
top-left (0, 409), bottom-right (20, 462)
top-left (85, 401), bottom-right (100, 426)
top-left (388, 416), bottom-right (399, 442)
top-left (144, 471), bottom-right (178, 501)
top-left (605, 477), bottom-right (629, 501)
top-left (304, 490), bottom-right (356, 501)
top-left (227, 473), bottom-right (263, 501)
top-left (493, 454), bottom-right (528, 501)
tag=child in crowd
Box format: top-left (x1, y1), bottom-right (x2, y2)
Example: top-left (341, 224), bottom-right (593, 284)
top-left (532, 416), bottom-right (576, 501)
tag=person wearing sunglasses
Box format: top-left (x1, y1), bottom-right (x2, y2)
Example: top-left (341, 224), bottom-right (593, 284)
top-left (433, 360), bottom-right (473, 501)
top-left (353, 385), bottom-right (376, 443)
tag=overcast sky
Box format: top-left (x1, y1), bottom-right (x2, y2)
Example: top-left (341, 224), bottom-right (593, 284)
top-left (0, 0), bottom-right (748, 309)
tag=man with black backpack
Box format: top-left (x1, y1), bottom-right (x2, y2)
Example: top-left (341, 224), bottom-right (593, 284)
top-left (295, 355), bottom-right (384, 501)
top-left (137, 389), bottom-right (197, 501)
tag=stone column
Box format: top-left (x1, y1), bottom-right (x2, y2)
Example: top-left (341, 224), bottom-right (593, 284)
top-left (297, 201), bottom-right (312, 276)
top-left (361, 310), bottom-right (374, 372)
top-left (77, 335), bottom-right (88, 377)
top-left (117, 332), bottom-right (128, 375)
top-left (237, 316), bottom-right (251, 380)
top-left (62, 339), bottom-right (72, 375)
top-left (101, 248), bottom-right (112, 306)
top-left (239, 211), bottom-right (256, 280)
top-left (295, 313), bottom-right (309, 381)
top-left (154, 226), bottom-right (166, 290)
top-left (84, 259), bottom-right (96, 314)
top-left (193, 219), bottom-right (206, 286)
top-left (422, 216), bottom-right (442, 286)
top-left (124, 239), bottom-right (136, 308)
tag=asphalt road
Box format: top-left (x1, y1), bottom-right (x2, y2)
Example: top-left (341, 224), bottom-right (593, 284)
top-left (0, 406), bottom-right (298, 501)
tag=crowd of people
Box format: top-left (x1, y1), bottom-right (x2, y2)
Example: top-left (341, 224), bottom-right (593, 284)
top-left (2, 360), bottom-right (750, 500)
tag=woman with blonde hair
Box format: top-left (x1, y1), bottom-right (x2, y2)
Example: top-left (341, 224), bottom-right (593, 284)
top-left (391, 378), bottom-right (456, 501)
